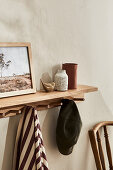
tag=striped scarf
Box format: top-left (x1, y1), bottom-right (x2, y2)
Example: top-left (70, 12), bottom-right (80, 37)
top-left (13, 106), bottom-right (49, 170)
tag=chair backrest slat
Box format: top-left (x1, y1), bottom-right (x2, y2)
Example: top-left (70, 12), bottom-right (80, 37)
top-left (104, 126), bottom-right (113, 170)
top-left (97, 131), bottom-right (106, 170)
top-left (89, 121), bottom-right (113, 170)
top-left (89, 130), bottom-right (103, 170)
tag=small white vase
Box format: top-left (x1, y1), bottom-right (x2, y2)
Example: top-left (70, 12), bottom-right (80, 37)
top-left (54, 70), bottom-right (68, 91)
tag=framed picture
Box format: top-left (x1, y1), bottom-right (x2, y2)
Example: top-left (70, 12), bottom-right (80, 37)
top-left (0, 42), bottom-right (36, 98)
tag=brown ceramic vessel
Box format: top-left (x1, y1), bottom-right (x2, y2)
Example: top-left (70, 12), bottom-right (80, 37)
top-left (62, 63), bottom-right (78, 89)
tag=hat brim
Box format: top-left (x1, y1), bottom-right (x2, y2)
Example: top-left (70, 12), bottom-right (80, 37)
top-left (57, 144), bottom-right (74, 155)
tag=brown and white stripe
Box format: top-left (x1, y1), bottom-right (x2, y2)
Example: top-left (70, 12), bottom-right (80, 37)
top-left (13, 106), bottom-right (49, 170)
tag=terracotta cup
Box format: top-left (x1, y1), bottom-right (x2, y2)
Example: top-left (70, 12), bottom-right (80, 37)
top-left (62, 63), bottom-right (78, 89)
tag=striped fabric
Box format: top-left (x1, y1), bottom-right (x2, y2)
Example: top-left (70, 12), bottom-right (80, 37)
top-left (13, 106), bottom-right (49, 170)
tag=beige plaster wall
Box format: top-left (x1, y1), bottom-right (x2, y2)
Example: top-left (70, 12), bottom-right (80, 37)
top-left (0, 0), bottom-right (113, 170)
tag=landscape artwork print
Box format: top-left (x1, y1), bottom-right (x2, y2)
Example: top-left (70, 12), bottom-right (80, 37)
top-left (0, 45), bottom-right (34, 98)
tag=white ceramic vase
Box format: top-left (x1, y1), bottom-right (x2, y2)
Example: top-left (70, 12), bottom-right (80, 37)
top-left (54, 70), bottom-right (68, 91)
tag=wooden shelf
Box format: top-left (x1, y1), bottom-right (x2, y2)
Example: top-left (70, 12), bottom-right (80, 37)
top-left (0, 85), bottom-right (98, 110)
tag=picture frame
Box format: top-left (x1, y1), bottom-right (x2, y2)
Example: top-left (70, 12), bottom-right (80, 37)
top-left (0, 42), bottom-right (36, 98)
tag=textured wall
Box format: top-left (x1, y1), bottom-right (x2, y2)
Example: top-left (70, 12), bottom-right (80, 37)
top-left (0, 0), bottom-right (113, 170)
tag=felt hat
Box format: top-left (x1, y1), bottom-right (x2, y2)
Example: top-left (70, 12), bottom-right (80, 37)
top-left (56, 99), bottom-right (82, 155)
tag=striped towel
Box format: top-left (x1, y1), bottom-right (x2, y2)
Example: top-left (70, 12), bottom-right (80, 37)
top-left (13, 106), bottom-right (49, 170)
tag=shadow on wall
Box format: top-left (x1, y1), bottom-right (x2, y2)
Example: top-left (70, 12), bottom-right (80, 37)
top-left (42, 107), bottom-right (60, 152)
top-left (52, 64), bottom-right (61, 80)
top-left (1, 115), bottom-right (21, 170)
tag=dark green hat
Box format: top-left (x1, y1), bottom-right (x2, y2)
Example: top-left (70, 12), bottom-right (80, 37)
top-left (56, 99), bottom-right (82, 155)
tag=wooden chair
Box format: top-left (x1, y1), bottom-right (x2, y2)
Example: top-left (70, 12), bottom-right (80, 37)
top-left (89, 121), bottom-right (113, 170)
